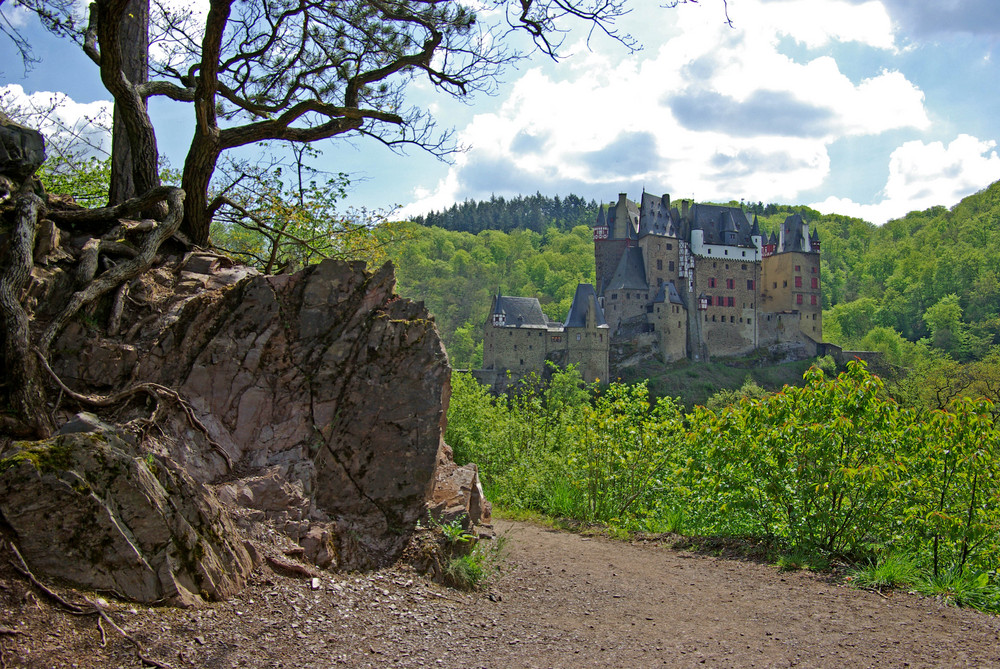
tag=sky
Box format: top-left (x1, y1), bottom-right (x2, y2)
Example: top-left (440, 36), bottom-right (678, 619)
top-left (3, 0), bottom-right (1000, 224)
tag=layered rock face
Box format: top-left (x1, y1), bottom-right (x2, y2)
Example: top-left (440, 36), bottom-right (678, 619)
top-left (133, 257), bottom-right (454, 567)
top-left (2, 243), bottom-right (490, 602)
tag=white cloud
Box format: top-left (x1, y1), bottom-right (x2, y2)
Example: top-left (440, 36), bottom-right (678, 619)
top-left (401, 0), bottom-right (927, 217)
top-left (811, 134), bottom-right (1000, 223)
top-left (751, 0), bottom-right (897, 50)
top-left (0, 84), bottom-right (112, 160)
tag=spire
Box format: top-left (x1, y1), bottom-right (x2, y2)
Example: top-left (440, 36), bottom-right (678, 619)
top-left (750, 214), bottom-right (761, 237)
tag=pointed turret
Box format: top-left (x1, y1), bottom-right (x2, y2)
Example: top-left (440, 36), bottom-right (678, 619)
top-left (810, 228), bottom-right (821, 253)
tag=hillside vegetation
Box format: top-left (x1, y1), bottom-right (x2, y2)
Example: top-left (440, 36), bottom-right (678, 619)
top-left (447, 362), bottom-right (1000, 611)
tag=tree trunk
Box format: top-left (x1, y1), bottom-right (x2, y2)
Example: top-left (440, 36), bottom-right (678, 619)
top-left (108, 0), bottom-right (149, 205)
top-left (180, 133), bottom-right (222, 246)
top-left (0, 191), bottom-right (53, 438)
top-left (93, 0), bottom-right (160, 214)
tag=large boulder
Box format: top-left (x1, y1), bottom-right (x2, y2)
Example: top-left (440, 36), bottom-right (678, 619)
top-left (48, 255), bottom-right (456, 569)
top-left (137, 258), bottom-right (452, 567)
top-left (10, 246), bottom-right (488, 599)
top-left (0, 431), bottom-right (254, 605)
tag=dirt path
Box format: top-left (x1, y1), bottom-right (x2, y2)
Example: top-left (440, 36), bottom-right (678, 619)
top-left (4, 520), bottom-right (1000, 668)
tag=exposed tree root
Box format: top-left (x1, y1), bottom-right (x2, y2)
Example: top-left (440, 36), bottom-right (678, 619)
top-left (33, 349), bottom-right (233, 472)
top-left (39, 187), bottom-right (185, 355)
top-left (0, 184), bottom-right (53, 437)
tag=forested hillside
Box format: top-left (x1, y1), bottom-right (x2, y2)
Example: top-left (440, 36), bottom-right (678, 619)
top-left (384, 222), bottom-right (596, 367)
top-left (389, 182), bottom-right (1000, 406)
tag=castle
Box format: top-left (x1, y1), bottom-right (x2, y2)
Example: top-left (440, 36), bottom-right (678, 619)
top-left (478, 192), bottom-right (822, 389)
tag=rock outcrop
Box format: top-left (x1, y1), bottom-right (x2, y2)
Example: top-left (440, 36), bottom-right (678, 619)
top-left (1, 237), bottom-right (490, 598)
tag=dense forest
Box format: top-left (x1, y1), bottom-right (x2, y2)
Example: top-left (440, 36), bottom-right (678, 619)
top-left (411, 193), bottom-right (599, 233)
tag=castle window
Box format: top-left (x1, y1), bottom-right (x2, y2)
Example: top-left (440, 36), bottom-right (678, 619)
top-left (678, 321), bottom-right (682, 328)
top-left (811, 277), bottom-right (818, 289)
top-left (707, 249), bottom-right (712, 254)
top-left (724, 250), bottom-right (729, 255)
top-left (811, 295), bottom-right (818, 306)
top-left (712, 315), bottom-right (717, 322)
top-left (667, 243), bottom-right (673, 250)
top-left (514, 345), bottom-right (517, 350)
top-left (600, 334), bottom-right (603, 341)
top-left (657, 259), bottom-right (663, 270)
top-left (669, 261), bottom-right (675, 271)
top-left (713, 262), bottom-right (717, 268)
top-left (717, 295), bottom-right (724, 305)
top-left (748, 318), bottom-right (752, 325)
top-left (612, 293), bottom-right (618, 300)
top-left (577, 334), bottom-right (581, 341)
top-left (706, 296), bottom-right (713, 306)
top-left (795, 276), bottom-right (802, 288)
top-left (742, 264), bottom-right (747, 270)
top-left (705, 314), bottom-right (708, 322)
top-left (725, 264), bottom-right (729, 269)
top-left (812, 267), bottom-right (817, 273)
top-left (742, 251), bottom-right (746, 257)
top-left (709, 278), bottom-right (716, 288)
top-left (727, 297), bottom-right (734, 307)
top-left (726, 279), bottom-right (734, 289)
top-left (529, 345), bottom-right (532, 350)
top-left (783, 280), bottom-right (788, 288)
top-left (794, 265), bottom-right (801, 271)
top-left (747, 279), bottom-right (755, 290)
top-left (773, 282), bottom-right (777, 289)
top-left (520, 359), bottom-right (524, 365)
top-left (731, 316), bottom-right (735, 323)
top-left (796, 294), bottom-right (803, 305)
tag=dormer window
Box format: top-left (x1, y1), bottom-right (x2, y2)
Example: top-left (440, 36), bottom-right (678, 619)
top-left (492, 313), bottom-right (506, 327)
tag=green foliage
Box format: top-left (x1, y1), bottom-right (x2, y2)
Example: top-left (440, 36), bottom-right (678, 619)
top-left (388, 223), bottom-right (595, 368)
top-left (448, 360), bottom-right (1000, 610)
top-left (568, 383), bottom-right (682, 522)
top-left (431, 515), bottom-right (475, 544)
top-left (776, 547), bottom-right (829, 572)
top-left (916, 569), bottom-right (1000, 612)
top-left (37, 156), bottom-right (111, 207)
top-left (705, 376), bottom-right (771, 411)
top-left (443, 533), bottom-right (509, 591)
top-left (849, 553), bottom-right (920, 590)
top-left (211, 166), bottom-right (405, 273)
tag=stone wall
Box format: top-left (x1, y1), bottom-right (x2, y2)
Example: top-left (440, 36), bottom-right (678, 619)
top-left (650, 301), bottom-right (688, 361)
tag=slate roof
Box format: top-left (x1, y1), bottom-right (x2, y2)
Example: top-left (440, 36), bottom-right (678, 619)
top-left (490, 292), bottom-right (549, 327)
top-left (638, 192), bottom-right (679, 238)
top-left (653, 281), bottom-right (687, 308)
top-left (779, 214), bottom-right (812, 253)
top-left (687, 204), bottom-right (755, 247)
top-left (564, 284), bottom-right (608, 328)
top-left (606, 246), bottom-right (649, 291)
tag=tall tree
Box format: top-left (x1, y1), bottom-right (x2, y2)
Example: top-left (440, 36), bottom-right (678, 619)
top-left (9, 0), bottom-right (641, 245)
